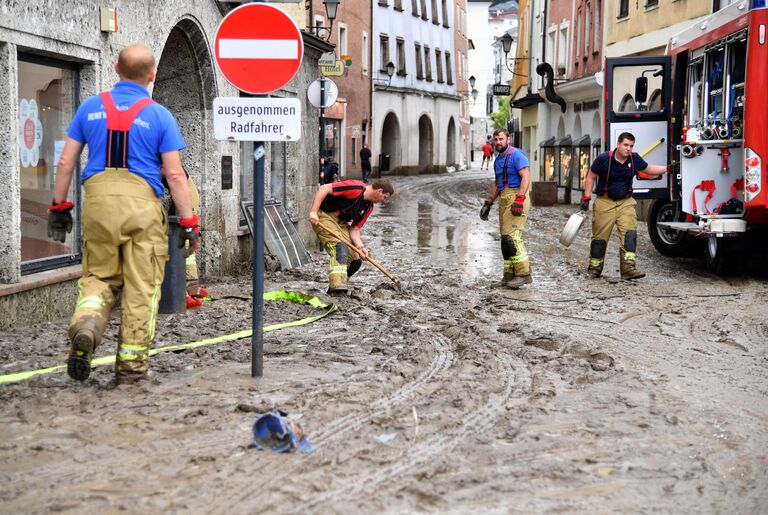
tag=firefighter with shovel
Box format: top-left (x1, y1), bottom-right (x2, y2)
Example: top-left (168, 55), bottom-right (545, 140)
top-left (309, 178), bottom-right (394, 295)
top-left (581, 132), bottom-right (677, 279)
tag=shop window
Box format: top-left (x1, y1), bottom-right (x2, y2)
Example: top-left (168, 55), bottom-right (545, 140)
top-left (541, 138), bottom-right (556, 181)
top-left (574, 137), bottom-right (591, 191)
top-left (18, 55), bottom-right (80, 273)
top-left (557, 137), bottom-right (573, 187)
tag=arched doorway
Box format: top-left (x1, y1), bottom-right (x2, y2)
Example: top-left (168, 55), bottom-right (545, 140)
top-left (154, 19), bottom-right (216, 184)
top-left (380, 112), bottom-right (401, 173)
top-left (418, 114), bottom-right (434, 173)
top-left (446, 117), bottom-right (456, 166)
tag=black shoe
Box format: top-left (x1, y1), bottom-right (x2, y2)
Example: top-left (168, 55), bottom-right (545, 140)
top-left (67, 329), bottom-right (95, 381)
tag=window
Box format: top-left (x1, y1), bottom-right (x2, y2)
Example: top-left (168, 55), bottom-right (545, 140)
top-left (412, 0), bottom-right (419, 16)
top-left (456, 3), bottom-right (461, 33)
top-left (436, 48), bottom-right (444, 83)
top-left (445, 51), bottom-right (453, 84)
top-left (362, 32), bottom-right (369, 74)
top-left (378, 0), bottom-right (389, 6)
top-left (380, 34), bottom-right (390, 72)
top-left (415, 43), bottom-right (424, 79)
top-left (610, 64), bottom-right (664, 114)
top-left (645, 0), bottom-right (658, 7)
top-left (442, 0), bottom-right (449, 27)
top-left (457, 50), bottom-right (462, 81)
top-left (352, 138), bottom-right (357, 164)
top-left (421, 0), bottom-right (428, 20)
top-left (575, 10), bottom-right (582, 61)
top-left (424, 45), bottom-right (433, 81)
top-left (618, 0), bottom-right (629, 19)
top-left (593, 0), bottom-right (601, 52)
top-left (18, 55), bottom-right (80, 272)
top-left (338, 24), bottom-right (348, 57)
top-left (396, 37), bottom-right (407, 75)
top-left (557, 26), bottom-right (568, 75)
top-left (432, 0), bottom-right (439, 24)
top-left (584, 4), bottom-right (590, 57)
top-left (394, 0), bottom-right (403, 10)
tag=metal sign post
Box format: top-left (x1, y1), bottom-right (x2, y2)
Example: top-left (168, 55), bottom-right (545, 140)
top-left (213, 2), bottom-right (303, 378)
top-left (252, 142), bottom-right (265, 376)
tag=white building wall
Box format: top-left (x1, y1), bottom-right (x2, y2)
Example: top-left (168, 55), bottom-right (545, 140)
top-left (466, 1), bottom-right (492, 120)
top-left (372, 0), bottom-right (461, 173)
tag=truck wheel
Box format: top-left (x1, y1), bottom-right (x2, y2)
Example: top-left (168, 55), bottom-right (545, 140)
top-left (705, 237), bottom-right (727, 275)
top-left (648, 199), bottom-right (693, 257)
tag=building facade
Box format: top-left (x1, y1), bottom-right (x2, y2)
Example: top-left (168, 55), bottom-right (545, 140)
top-left (309, 0), bottom-right (372, 179)
top-left (0, 0), bottom-right (331, 328)
top-left (372, 0), bottom-right (462, 174)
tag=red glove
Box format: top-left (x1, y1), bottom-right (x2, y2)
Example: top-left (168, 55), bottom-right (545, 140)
top-left (179, 214), bottom-right (200, 257)
top-left (510, 194), bottom-right (526, 216)
top-left (580, 195), bottom-right (591, 211)
top-left (48, 200), bottom-right (74, 243)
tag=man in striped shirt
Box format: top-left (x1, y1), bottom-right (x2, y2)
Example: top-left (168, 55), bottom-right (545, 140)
top-left (309, 178), bottom-right (394, 294)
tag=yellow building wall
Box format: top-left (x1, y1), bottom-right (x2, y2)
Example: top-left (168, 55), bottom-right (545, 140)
top-left (512, 0), bottom-right (530, 96)
top-left (605, 1), bottom-right (709, 46)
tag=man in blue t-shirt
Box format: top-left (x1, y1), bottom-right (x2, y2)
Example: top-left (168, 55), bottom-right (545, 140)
top-left (478, 128), bottom-right (533, 289)
top-left (580, 132), bottom-right (673, 279)
top-left (48, 43), bottom-right (199, 384)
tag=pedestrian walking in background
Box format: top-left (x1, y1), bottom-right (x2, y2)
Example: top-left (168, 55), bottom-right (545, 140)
top-left (308, 179), bottom-right (393, 295)
top-left (479, 128), bottom-right (533, 289)
top-left (48, 43), bottom-right (199, 384)
top-left (581, 132), bottom-right (677, 279)
top-left (481, 136), bottom-right (493, 170)
top-left (360, 144), bottom-right (372, 182)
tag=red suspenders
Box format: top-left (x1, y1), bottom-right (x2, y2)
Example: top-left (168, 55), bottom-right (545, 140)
top-left (99, 92), bottom-right (155, 169)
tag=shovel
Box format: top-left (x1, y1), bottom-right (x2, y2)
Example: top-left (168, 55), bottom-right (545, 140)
top-left (315, 220), bottom-right (402, 290)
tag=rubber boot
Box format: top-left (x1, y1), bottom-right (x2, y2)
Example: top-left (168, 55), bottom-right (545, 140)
top-left (67, 329), bottom-right (95, 381)
top-left (620, 258), bottom-right (645, 280)
top-left (587, 263), bottom-right (603, 278)
top-left (500, 268), bottom-right (515, 286)
top-left (506, 274), bottom-right (532, 289)
top-left (328, 271), bottom-right (349, 295)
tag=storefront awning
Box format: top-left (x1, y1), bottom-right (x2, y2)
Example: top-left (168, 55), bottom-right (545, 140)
top-left (573, 135), bottom-right (591, 147)
top-left (556, 135), bottom-right (572, 147)
top-left (540, 136), bottom-right (556, 147)
top-left (592, 137), bottom-right (601, 148)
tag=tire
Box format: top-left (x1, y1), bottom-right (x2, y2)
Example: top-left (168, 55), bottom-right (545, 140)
top-left (704, 237), bottom-right (743, 276)
top-left (647, 199), bottom-right (694, 257)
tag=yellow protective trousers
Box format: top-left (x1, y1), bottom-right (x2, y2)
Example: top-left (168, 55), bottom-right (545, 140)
top-left (498, 187), bottom-right (531, 276)
top-left (590, 196), bottom-right (638, 269)
top-left (69, 168), bottom-right (168, 380)
top-left (312, 211), bottom-right (360, 291)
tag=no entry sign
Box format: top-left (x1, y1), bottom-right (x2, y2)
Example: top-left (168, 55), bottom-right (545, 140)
top-left (214, 3), bottom-right (304, 94)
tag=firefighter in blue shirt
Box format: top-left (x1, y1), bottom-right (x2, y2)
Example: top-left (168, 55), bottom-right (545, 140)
top-left (48, 43), bottom-right (199, 384)
top-left (479, 128), bottom-right (533, 289)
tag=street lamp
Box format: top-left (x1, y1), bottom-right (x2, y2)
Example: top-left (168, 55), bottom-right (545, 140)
top-left (311, 0), bottom-right (340, 40)
top-left (500, 33), bottom-right (513, 55)
top-left (471, 88), bottom-right (478, 103)
top-left (469, 75), bottom-right (476, 89)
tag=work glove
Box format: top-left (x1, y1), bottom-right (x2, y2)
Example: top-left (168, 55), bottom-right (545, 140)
top-left (667, 160), bottom-right (680, 175)
top-left (179, 214), bottom-right (200, 258)
top-left (580, 195), bottom-right (591, 212)
top-left (47, 200), bottom-right (74, 243)
top-left (479, 199), bottom-right (493, 221)
top-left (510, 194), bottom-right (526, 216)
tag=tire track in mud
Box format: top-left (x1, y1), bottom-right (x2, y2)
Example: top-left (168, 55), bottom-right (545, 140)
top-left (304, 346), bottom-right (531, 508)
top-left (4, 333), bottom-right (456, 498)
top-left (213, 333), bottom-right (457, 510)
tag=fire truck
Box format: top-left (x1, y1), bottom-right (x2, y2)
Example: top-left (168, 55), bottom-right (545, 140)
top-left (603, 0), bottom-right (768, 274)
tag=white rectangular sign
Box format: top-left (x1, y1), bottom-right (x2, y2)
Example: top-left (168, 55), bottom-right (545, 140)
top-left (213, 97), bottom-right (301, 141)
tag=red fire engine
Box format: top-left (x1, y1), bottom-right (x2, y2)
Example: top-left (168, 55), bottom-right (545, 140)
top-left (603, 0), bottom-right (768, 274)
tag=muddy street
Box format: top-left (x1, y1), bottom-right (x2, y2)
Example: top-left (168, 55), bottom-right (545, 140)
top-left (1, 169), bottom-right (767, 513)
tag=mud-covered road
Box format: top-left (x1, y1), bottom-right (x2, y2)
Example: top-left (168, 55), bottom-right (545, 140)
top-left (1, 169), bottom-right (767, 513)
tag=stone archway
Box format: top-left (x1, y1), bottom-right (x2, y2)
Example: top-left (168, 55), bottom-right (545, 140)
top-left (446, 117), bottom-right (456, 166)
top-left (154, 18), bottom-right (216, 183)
top-left (418, 114), bottom-right (434, 173)
top-left (380, 112), bottom-right (401, 173)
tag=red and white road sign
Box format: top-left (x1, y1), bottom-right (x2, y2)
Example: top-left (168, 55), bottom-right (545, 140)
top-left (214, 3), bottom-right (304, 94)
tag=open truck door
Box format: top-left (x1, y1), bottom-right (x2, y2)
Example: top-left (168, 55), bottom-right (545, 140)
top-left (604, 56), bottom-right (672, 199)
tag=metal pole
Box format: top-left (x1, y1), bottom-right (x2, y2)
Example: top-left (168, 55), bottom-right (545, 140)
top-left (252, 141), bottom-right (265, 377)
top-left (319, 77), bottom-right (326, 184)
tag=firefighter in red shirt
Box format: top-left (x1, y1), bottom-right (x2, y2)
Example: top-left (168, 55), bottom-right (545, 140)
top-left (309, 178), bottom-right (394, 294)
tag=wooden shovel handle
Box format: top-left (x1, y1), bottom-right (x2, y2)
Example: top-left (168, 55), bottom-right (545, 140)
top-left (315, 220), bottom-right (399, 284)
